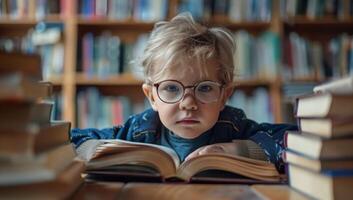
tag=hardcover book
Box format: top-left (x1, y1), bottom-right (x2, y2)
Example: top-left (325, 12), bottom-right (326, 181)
top-left (0, 51), bottom-right (42, 80)
top-left (298, 117), bottom-right (353, 138)
top-left (284, 131), bottom-right (353, 160)
top-left (0, 121), bottom-right (71, 158)
top-left (288, 164), bottom-right (353, 200)
top-left (295, 93), bottom-right (353, 118)
top-left (0, 161), bottom-right (85, 200)
top-left (0, 143), bottom-right (76, 186)
top-left (0, 99), bottom-right (53, 128)
top-left (284, 150), bottom-right (353, 172)
top-left (78, 139), bottom-right (282, 183)
top-left (0, 73), bottom-right (53, 100)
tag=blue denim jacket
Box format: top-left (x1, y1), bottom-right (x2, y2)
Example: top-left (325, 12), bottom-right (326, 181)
top-left (70, 105), bottom-right (297, 172)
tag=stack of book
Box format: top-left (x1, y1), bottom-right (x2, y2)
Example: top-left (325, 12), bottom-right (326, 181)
top-left (0, 51), bottom-right (84, 199)
top-left (284, 76), bottom-right (353, 200)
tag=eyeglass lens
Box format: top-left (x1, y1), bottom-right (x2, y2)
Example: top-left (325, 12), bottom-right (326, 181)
top-left (157, 80), bottom-right (222, 103)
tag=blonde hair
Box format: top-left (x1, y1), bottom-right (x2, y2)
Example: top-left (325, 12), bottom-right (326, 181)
top-left (141, 12), bottom-right (235, 84)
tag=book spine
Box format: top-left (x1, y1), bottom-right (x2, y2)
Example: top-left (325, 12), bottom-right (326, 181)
top-left (296, 117), bottom-right (301, 131)
top-left (293, 97), bottom-right (300, 117)
top-left (282, 149), bottom-right (287, 162)
top-left (283, 131), bottom-right (289, 148)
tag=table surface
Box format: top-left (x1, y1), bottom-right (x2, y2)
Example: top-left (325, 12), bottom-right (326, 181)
top-left (71, 181), bottom-right (311, 200)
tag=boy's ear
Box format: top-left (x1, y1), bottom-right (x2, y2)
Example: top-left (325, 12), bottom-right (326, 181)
top-left (142, 84), bottom-right (158, 111)
top-left (221, 84), bottom-right (235, 109)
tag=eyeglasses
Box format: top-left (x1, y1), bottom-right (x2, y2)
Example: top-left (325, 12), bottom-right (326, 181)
top-left (153, 80), bottom-right (224, 104)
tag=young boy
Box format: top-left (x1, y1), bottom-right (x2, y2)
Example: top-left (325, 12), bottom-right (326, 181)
top-left (71, 13), bottom-right (297, 173)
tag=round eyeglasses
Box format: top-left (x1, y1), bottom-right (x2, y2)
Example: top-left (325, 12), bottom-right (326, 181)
top-left (153, 80), bottom-right (224, 104)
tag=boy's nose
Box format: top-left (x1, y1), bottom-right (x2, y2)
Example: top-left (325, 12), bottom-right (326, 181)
top-left (179, 90), bottom-right (198, 111)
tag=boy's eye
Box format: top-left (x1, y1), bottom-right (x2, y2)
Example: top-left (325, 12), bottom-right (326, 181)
top-left (162, 84), bottom-right (180, 93)
top-left (198, 84), bottom-right (213, 92)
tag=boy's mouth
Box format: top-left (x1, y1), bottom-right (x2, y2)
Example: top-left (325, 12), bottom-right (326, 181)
top-left (176, 118), bottom-right (200, 124)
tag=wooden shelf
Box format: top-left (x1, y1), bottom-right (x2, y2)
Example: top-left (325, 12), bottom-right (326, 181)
top-left (77, 18), bottom-right (155, 30)
top-left (76, 18), bottom-right (271, 32)
top-left (78, 18), bottom-right (153, 24)
top-left (46, 75), bottom-right (64, 86)
top-left (74, 74), bottom-right (282, 87)
top-left (0, 17), bottom-right (64, 36)
top-left (284, 17), bottom-right (353, 34)
top-left (284, 16), bottom-right (353, 24)
top-left (286, 77), bottom-right (322, 83)
top-left (207, 20), bottom-right (271, 32)
top-left (76, 19), bottom-right (154, 42)
top-left (75, 73), bottom-right (144, 86)
top-left (235, 79), bottom-right (276, 87)
top-left (73, 74), bottom-right (321, 87)
top-left (0, 16), bottom-right (63, 25)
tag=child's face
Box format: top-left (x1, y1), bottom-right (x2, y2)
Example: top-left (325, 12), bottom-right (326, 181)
top-left (143, 59), bottom-right (233, 139)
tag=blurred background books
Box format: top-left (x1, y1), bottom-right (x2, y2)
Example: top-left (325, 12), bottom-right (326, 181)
top-left (0, 0), bottom-right (352, 128)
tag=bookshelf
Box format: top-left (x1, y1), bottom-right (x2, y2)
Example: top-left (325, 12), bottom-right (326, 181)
top-left (1, 0), bottom-right (353, 127)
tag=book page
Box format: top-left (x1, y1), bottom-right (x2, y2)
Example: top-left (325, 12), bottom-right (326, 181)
top-left (313, 76), bottom-right (353, 94)
top-left (177, 153), bottom-right (279, 182)
top-left (98, 139), bottom-right (181, 168)
top-left (75, 139), bottom-right (105, 161)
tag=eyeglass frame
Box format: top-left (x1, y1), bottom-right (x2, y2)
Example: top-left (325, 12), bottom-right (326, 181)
top-left (150, 79), bottom-right (225, 104)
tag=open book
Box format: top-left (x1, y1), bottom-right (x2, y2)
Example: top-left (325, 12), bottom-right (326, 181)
top-left (78, 139), bottom-right (281, 183)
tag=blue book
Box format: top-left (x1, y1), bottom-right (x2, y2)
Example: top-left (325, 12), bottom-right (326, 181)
top-left (322, 169), bottom-right (353, 177)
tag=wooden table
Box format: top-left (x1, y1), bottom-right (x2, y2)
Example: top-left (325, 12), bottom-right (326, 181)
top-left (72, 181), bottom-right (310, 200)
